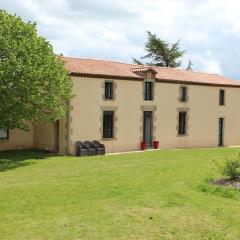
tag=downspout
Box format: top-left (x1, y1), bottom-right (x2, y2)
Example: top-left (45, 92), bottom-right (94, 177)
top-left (66, 99), bottom-right (71, 155)
top-left (66, 74), bottom-right (74, 155)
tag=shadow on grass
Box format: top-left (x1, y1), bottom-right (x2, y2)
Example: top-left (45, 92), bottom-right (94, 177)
top-left (0, 149), bottom-right (55, 172)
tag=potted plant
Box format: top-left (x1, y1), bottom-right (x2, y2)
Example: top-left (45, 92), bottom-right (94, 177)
top-left (153, 140), bottom-right (159, 149)
top-left (141, 141), bottom-right (146, 150)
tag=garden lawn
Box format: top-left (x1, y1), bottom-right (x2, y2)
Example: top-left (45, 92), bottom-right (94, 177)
top-left (0, 148), bottom-right (240, 240)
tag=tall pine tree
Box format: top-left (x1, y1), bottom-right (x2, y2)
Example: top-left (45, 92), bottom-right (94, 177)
top-left (133, 31), bottom-right (192, 70)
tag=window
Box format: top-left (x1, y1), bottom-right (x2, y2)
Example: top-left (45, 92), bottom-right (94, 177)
top-left (178, 112), bottom-right (187, 135)
top-left (105, 82), bottom-right (113, 100)
top-left (180, 86), bottom-right (187, 102)
top-left (103, 111), bottom-right (114, 138)
top-left (219, 89), bottom-right (225, 105)
top-left (144, 82), bottom-right (153, 100)
top-left (0, 128), bottom-right (8, 139)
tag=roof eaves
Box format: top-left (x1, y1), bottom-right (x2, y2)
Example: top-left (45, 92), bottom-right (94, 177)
top-left (70, 72), bottom-right (144, 80)
top-left (155, 78), bottom-right (240, 88)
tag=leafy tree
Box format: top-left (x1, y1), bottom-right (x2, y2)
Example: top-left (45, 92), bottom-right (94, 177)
top-left (134, 31), bottom-right (192, 69)
top-left (0, 10), bottom-right (72, 130)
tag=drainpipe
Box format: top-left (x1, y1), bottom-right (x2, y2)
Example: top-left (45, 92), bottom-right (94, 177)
top-left (66, 99), bottom-right (71, 155)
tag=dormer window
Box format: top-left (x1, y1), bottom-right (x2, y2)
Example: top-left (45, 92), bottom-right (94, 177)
top-left (131, 67), bottom-right (157, 79)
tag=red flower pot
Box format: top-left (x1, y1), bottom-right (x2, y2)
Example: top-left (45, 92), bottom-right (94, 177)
top-left (153, 141), bottom-right (159, 149)
top-left (141, 141), bottom-right (146, 150)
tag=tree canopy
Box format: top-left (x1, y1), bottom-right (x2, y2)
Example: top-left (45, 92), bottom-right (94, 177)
top-left (133, 31), bottom-right (192, 69)
top-left (0, 10), bottom-right (72, 130)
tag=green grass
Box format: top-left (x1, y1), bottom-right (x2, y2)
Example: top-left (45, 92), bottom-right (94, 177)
top-left (0, 148), bottom-right (240, 240)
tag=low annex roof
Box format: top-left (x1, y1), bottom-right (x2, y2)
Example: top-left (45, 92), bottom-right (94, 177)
top-left (63, 56), bottom-right (240, 87)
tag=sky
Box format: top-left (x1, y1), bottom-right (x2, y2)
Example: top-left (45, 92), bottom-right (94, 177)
top-left (1, 0), bottom-right (240, 79)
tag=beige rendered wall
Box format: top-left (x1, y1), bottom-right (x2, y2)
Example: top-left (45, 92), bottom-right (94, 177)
top-left (58, 116), bottom-right (68, 155)
top-left (68, 76), bottom-right (240, 154)
top-left (34, 122), bottom-right (59, 151)
top-left (0, 126), bottom-right (34, 151)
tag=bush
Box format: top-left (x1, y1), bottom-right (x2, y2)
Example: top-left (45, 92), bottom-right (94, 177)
top-left (222, 159), bottom-right (240, 178)
top-left (214, 154), bottom-right (240, 179)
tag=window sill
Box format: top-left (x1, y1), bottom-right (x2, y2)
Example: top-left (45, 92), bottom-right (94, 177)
top-left (104, 98), bottom-right (115, 101)
top-left (101, 138), bottom-right (117, 141)
top-left (176, 134), bottom-right (188, 137)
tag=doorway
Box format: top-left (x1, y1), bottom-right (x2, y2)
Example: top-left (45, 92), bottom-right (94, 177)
top-left (54, 120), bottom-right (59, 151)
top-left (143, 111), bottom-right (153, 148)
top-left (218, 118), bottom-right (224, 147)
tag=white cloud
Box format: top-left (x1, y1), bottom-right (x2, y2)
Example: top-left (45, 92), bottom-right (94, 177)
top-left (189, 51), bottom-right (222, 74)
top-left (0, 0), bottom-right (240, 79)
top-left (204, 60), bottom-right (222, 74)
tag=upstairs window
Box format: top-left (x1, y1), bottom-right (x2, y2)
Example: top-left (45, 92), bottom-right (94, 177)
top-left (180, 86), bottom-right (187, 102)
top-left (103, 111), bottom-right (114, 138)
top-left (144, 82), bottom-right (153, 100)
top-left (0, 128), bottom-right (8, 139)
top-left (105, 82), bottom-right (113, 100)
top-left (219, 89), bottom-right (225, 105)
top-left (178, 112), bottom-right (187, 135)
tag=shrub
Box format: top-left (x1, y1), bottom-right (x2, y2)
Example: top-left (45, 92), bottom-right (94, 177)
top-left (222, 158), bottom-right (240, 178)
top-left (214, 154), bottom-right (240, 179)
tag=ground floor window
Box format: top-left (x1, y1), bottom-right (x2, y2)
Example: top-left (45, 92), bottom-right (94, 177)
top-left (103, 111), bottom-right (114, 138)
top-left (0, 128), bottom-right (8, 139)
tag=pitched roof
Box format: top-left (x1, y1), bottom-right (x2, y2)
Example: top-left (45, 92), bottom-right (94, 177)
top-left (131, 66), bottom-right (158, 74)
top-left (63, 57), bottom-right (240, 88)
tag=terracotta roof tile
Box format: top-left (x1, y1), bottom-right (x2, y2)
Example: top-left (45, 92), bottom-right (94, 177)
top-left (131, 66), bottom-right (157, 74)
top-left (62, 57), bottom-right (240, 87)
